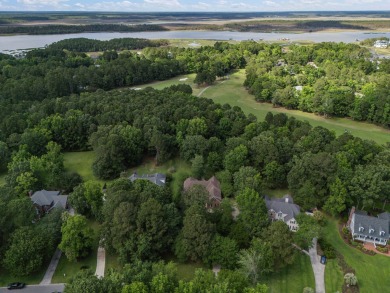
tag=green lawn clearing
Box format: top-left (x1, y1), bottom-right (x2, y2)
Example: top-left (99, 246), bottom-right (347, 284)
top-left (202, 70), bottom-right (390, 145)
top-left (63, 151), bottom-right (97, 182)
top-left (175, 262), bottom-right (205, 281)
top-left (323, 219), bottom-right (390, 292)
top-left (137, 70), bottom-right (390, 145)
top-left (265, 252), bottom-right (315, 293)
top-left (0, 267), bottom-right (46, 287)
top-left (263, 188), bottom-right (291, 199)
top-left (52, 220), bottom-right (101, 284)
top-left (105, 252), bottom-right (122, 274)
top-left (325, 259), bottom-right (343, 293)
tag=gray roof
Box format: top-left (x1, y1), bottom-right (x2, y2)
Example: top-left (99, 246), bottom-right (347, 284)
top-left (129, 173), bottom-right (166, 187)
top-left (265, 195), bottom-right (300, 222)
top-left (378, 212), bottom-right (390, 220)
top-left (352, 212), bottom-right (390, 240)
top-left (31, 190), bottom-right (60, 206)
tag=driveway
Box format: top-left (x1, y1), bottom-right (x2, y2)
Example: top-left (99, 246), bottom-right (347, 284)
top-left (95, 246), bottom-right (106, 278)
top-left (40, 248), bottom-right (62, 285)
top-left (308, 238), bottom-right (325, 293)
top-left (0, 284), bottom-right (64, 293)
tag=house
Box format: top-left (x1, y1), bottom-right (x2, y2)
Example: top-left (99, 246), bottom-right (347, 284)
top-left (374, 40), bottom-right (389, 48)
top-left (183, 176), bottom-right (222, 208)
top-left (348, 207), bottom-right (389, 246)
top-left (30, 190), bottom-right (68, 214)
top-left (307, 62), bottom-right (318, 69)
top-left (265, 195), bottom-right (300, 232)
top-left (129, 172), bottom-right (166, 187)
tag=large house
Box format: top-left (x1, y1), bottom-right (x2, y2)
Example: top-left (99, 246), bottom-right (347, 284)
top-left (348, 207), bottom-right (389, 246)
top-left (374, 40), bottom-right (389, 48)
top-left (30, 190), bottom-right (68, 214)
top-left (183, 176), bottom-right (222, 208)
top-left (129, 172), bottom-right (166, 187)
top-left (265, 195), bottom-right (300, 232)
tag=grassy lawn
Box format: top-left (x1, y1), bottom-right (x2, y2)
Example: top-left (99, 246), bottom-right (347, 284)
top-left (175, 262), bottom-right (205, 281)
top-left (52, 220), bottom-right (101, 284)
top-left (325, 259), bottom-right (343, 293)
top-left (265, 252), bottom-right (315, 293)
top-left (105, 252), bottom-right (122, 274)
top-left (63, 151), bottom-right (99, 182)
top-left (263, 188), bottom-right (291, 198)
top-left (0, 267), bottom-right (46, 287)
top-left (323, 219), bottom-right (390, 292)
top-left (137, 70), bottom-right (390, 145)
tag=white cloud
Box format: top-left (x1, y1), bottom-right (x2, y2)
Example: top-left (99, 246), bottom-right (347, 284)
top-left (17, 0), bottom-right (68, 4)
top-left (143, 0), bottom-right (182, 7)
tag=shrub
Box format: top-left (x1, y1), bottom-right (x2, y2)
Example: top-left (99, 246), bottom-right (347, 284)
top-left (344, 273), bottom-right (358, 286)
top-left (342, 226), bottom-right (350, 237)
top-left (376, 246), bottom-right (389, 253)
top-left (318, 238), bottom-right (336, 259)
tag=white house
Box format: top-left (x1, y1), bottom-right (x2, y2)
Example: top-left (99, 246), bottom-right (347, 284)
top-left (265, 195), bottom-right (300, 232)
top-left (348, 207), bottom-right (389, 246)
top-left (374, 40), bottom-right (389, 48)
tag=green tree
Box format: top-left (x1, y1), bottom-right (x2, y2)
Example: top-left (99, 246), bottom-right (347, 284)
top-left (233, 166), bottom-right (262, 194)
top-left (243, 284), bottom-right (269, 293)
top-left (3, 227), bottom-right (47, 276)
top-left (69, 181), bottom-right (104, 219)
top-left (59, 213), bottom-right (94, 262)
top-left (224, 145), bottom-right (249, 173)
top-left (236, 188), bottom-right (269, 238)
top-left (262, 221), bottom-right (295, 270)
top-left (294, 214), bottom-right (321, 250)
top-left (122, 282), bottom-right (148, 293)
top-left (323, 177), bottom-right (347, 216)
top-left (205, 235), bottom-right (239, 269)
top-left (238, 245), bottom-right (273, 284)
top-left (191, 155), bottom-right (204, 179)
top-left (182, 184), bottom-right (210, 209)
top-left (175, 205), bottom-right (215, 262)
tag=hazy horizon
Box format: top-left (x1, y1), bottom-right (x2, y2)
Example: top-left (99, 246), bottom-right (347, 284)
top-left (1, 1), bottom-right (389, 13)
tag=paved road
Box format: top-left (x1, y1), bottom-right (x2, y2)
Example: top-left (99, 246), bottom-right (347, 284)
top-left (308, 238), bottom-right (325, 293)
top-left (40, 249), bottom-right (62, 285)
top-left (0, 284), bottom-right (64, 293)
top-left (95, 246), bottom-right (106, 278)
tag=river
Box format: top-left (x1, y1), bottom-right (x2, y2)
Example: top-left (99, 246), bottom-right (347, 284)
top-left (1, 30), bottom-right (390, 53)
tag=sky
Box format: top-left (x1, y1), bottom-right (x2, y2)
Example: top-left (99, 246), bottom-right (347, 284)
top-left (0, 0), bottom-right (389, 12)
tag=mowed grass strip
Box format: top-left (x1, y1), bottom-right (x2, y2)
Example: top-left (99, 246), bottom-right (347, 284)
top-left (52, 220), bottom-right (101, 284)
top-left (325, 259), bottom-right (343, 293)
top-left (137, 69), bottom-right (390, 145)
top-left (323, 219), bottom-right (390, 292)
top-left (265, 253), bottom-right (315, 293)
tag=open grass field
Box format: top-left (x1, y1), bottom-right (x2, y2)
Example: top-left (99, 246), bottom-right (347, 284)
top-left (265, 252), bottom-right (315, 293)
top-left (52, 220), bottom-right (101, 284)
top-left (137, 70), bottom-right (390, 145)
top-left (0, 267), bottom-right (46, 287)
top-left (325, 259), bottom-right (343, 293)
top-left (63, 151), bottom-right (99, 182)
top-left (323, 219), bottom-right (390, 292)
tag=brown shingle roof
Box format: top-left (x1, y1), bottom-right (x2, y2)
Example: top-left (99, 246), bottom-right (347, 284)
top-left (183, 176), bottom-right (222, 205)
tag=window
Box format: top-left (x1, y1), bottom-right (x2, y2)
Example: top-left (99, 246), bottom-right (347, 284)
top-left (369, 228), bottom-right (375, 234)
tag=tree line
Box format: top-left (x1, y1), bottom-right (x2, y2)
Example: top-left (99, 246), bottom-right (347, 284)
top-left (0, 24), bottom-right (166, 35)
top-left (47, 38), bottom-right (169, 52)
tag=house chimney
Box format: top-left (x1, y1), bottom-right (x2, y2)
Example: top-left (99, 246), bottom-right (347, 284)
top-left (285, 197), bottom-right (289, 203)
top-left (28, 190), bottom-right (33, 197)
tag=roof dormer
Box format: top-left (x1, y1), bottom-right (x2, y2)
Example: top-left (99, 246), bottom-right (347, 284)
top-left (359, 226), bottom-right (364, 232)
